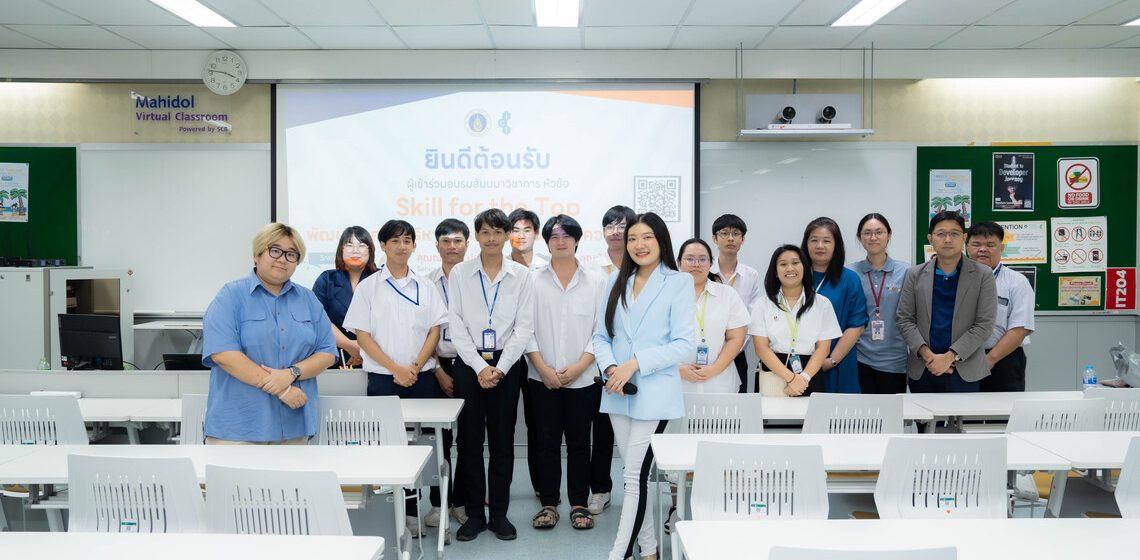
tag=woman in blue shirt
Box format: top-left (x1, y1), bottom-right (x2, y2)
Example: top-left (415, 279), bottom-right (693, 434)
top-left (201, 223), bottom-right (337, 444)
top-left (312, 226), bottom-right (378, 368)
top-left (594, 212), bottom-right (695, 560)
top-left (801, 217), bottom-right (868, 394)
top-left (848, 213), bottom-right (910, 394)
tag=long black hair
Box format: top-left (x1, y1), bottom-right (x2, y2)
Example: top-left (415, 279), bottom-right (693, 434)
top-left (764, 244), bottom-right (815, 319)
top-left (604, 212), bottom-right (677, 337)
top-left (677, 238), bottom-right (718, 283)
top-left (801, 216), bottom-right (846, 288)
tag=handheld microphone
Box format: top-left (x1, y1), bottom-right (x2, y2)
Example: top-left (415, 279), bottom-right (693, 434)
top-left (594, 375), bottom-right (638, 395)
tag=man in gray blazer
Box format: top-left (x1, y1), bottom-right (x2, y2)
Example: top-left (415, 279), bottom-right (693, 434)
top-left (897, 211), bottom-right (997, 392)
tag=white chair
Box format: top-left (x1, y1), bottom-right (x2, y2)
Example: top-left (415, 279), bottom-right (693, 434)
top-left (316, 395), bottom-right (407, 445)
top-left (676, 393), bottom-right (764, 435)
top-left (1006, 398), bottom-right (1106, 432)
top-left (1114, 436), bottom-right (1140, 518)
top-left (1085, 387), bottom-right (1140, 431)
top-left (874, 436), bottom-right (1008, 519)
top-left (802, 393), bottom-right (904, 434)
top-left (691, 441), bottom-right (828, 520)
top-left (67, 454), bottom-right (205, 533)
top-left (770, 546), bottom-right (957, 560)
top-left (0, 394), bottom-right (89, 445)
top-left (205, 464), bottom-right (352, 536)
top-left (178, 394), bottom-right (208, 445)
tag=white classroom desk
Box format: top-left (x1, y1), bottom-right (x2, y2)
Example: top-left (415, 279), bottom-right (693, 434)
top-left (906, 391), bottom-right (1082, 429)
top-left (760, 396), bottom-right (934, 422)
top-left (675, 518), bottom-right (1134, 560)
top-left (0, 532), bottom-right (385, 560)
top-left (1012, 431), bottom-right (1140, 516)
top-left (133, 319), bottom-right (204, 353)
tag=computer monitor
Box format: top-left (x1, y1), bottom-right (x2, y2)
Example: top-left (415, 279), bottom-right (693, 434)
top-left (58, 313), bottom-right (123, 370)
top-left (162, 353), bottom-right (208, 371)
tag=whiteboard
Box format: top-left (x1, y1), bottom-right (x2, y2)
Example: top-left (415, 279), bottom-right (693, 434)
top-left (700, 142), bottom-right (916, 274)
top-left (79, 144), bottom-right (270, 313)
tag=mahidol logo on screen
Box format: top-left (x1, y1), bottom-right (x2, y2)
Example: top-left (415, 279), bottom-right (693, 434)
top-left (465, 109), bottom-right (490, 136)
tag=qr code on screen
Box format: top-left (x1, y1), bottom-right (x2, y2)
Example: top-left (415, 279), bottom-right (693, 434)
top-left (634, 176), bottom-right (681, 222)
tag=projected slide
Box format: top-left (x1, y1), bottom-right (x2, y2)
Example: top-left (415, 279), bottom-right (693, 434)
top-left (277, 84), bottom-right (695, 287)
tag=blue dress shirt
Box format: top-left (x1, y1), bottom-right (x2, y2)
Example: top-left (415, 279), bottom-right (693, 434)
top-left (312, 268), bottom-right (374, 340)
top-left (929, 259), bottom-right (963, 355)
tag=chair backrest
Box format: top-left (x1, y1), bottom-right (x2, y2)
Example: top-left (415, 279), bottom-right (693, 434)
top-left (0, 394), bottom-right (88, 445)
top-left (675, 393), bottom-right (763, 435)
top-left (1115, 436), bottom-right (1140, 518)
top-left (1085, 387), bottom-right (1140, 431)
top-left (770, 546), bottom-right (957, 560)
top-left (179, 394), bottom-right (208, 445)
top-left (875, 436), bottom-right (1007, 519)
top-left (67, 454), bottom-right (205, 533)
top-left (205, 464), bottom-right (352, 536)
top-left (1006, 398), bottom-right (1106, 432)
top-left (316, 395), bottom-right (406, 446)
top-left (802, 393), bottom-right (904, 434)
top-left (691, 441), bottom-right (828, 520)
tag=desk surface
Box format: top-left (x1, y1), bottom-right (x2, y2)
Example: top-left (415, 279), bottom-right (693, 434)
top-left (1012, 431), bottom-right (1140, 469)
top-left (0, 532), bottom-right (384, 560)
top-left (906, 391), bottom-right (1082, 417)
top-left (676, 519), bottom-right (1134, 560)
top-left (133, 320), bottom-right (204, 331)
top-left (78, 398), bottom-right (173, 422)
top-left (761, 396), bottom-right (933, 421)
top-left (77, 397), bottom-right (464, 425)
top-left (0, 444), bottom-right (430, 486)
top-left (650, 433), bottom-right (1070, 472)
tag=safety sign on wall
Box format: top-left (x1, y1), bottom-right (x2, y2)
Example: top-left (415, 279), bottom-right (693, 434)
top-left (1057, 157), bottom-right (1099, 209)
top-left (1050, 216), bottom-right (1107, 274)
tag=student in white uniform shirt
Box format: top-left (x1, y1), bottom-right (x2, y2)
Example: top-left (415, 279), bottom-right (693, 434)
top-left (525, 215), bottom-right (608, 532)
top-left (426, 218), bottom-right (470, 527)
top-left (709, 214), bottom-right (762, 393)
top-left (676, 238), bottom-right (750, 394)
top-left (449, 208), bottom-right (536, 542)
top-left (508, 207), bottom-right (545, 498)
top-left (342, 219), bottom-right (447, 536)
top-left (966, 221), bottom-right (1035, 392)
top-left (750, 244), bottom-right (842, 397)
top-left (600, 205), bottom-right (636, 275)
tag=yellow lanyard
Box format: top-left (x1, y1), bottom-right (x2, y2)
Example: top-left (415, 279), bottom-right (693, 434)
top-left (728, 273), bottom-right (738, 287)
top-left (779, 292), bottom-right (802, 354)
top-left (694, 291), bottom-right (709, 342)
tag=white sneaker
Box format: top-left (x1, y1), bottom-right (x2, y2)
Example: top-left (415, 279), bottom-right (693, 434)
top-left (450, 506), bottom-right (469, 524)
top-left (587, 492), bottom-right (611, 515)
top-left (405, 515), bottom-right (424, 538)
top-left (424, 506), bottom-right (442, 528)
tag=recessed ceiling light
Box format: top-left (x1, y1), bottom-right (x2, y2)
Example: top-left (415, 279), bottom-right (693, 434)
top-left (149, 0), bottom-right (235, 27)
top-left (1125, 16), bottom-right (1140, 26)
top-left (776, 158), bottom-right (801, 165)
top-left (535, 0), bottom-right (580, 28)
top-left (832, 0), bottom-right (908, 27)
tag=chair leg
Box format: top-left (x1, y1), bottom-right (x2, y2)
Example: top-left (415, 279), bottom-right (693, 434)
top-left (46, 509), bottom-right (64, 532)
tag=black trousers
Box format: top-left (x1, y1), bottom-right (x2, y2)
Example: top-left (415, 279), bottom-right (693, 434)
top-left (528, 379), bottom-right (599, 507)
top-left (520, 369), bottom-right (542, 493)
top-left (436, 356), bottom-right (463, 508)
top-left (590, 405), bottom-right (614, 494)
top-left (453, 351), bottom-right (525, 520)
top-left (857, 362), bottom-right (908, 394)
top-left (367, 370), bottom-right (446, 511)
top-left (980, 346), bottom-right (1027, 392)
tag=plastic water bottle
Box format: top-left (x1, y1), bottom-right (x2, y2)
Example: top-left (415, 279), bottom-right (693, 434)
top-left (1082, 364), bottom-right (1098, 391)
top-left (38, 356), bottom-right (51, 371)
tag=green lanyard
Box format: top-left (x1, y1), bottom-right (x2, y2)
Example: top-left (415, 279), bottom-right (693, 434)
top-left (779, 292), bottom-right (802, 354)
top-left (694, 291), bottom-right (709, 343)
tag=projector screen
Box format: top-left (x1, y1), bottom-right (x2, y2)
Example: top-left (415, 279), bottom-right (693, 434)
top-left (275, 83), bottom-right (696, 287)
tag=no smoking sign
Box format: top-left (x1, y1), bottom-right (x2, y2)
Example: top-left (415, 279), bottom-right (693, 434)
top-left (1058, 157), bottom-right (1099, 208)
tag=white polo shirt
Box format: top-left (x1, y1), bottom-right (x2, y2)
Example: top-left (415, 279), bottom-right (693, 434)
top-left (748, 291), bottom-right (842, 356)
top-left (525, 260), bottom-right (606, 389)
top-left (448, 256), bottom-right (535, 372)
top-left (427, 266), bottom-right (458, 358)
top-left (986, 263), bottom-right (1035, 349)
top-left (682, 280), bottom-right (751, 394)
top-left (711, 259), bottom-right (762, 313)
top-left (342, 267), bottom-right (447, 375)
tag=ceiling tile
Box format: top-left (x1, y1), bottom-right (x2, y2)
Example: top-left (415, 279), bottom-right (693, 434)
top-left (202, 26), bottom-right (318, 49)
top-left (757, 25), bottom-right (864, 49)
top-left (1108, 33), bottom-right (1140, 47)
top-left (7, 24), bottom-right (143, 48)
top-left (671, 25), bottom-right (772, 49)
top-left (0, 26), bottom-right (54, 47)
top-left (781, 0), bottom-right (859, 26)
top-left (0, 0), bottom-right (88, 24)
top-left (684, 0), bottom-right (799, 26)
top-left (478, 0), bottom-right (534, 25)
top-left (489, 25), bottom-right (580, 49)
top-left (979, 0), bottom-right (1121, 25)
top-left (199, 0), bottom-right (288, 26)
top-left (298, 25), bottom-right (405, 49)
top-left (879, 0), bottom-right (1011, 25)
top-left (582, 0), bottom-right (690, 26)
top-left (258, 0), bottom-right (384, 26)
top-left (393, 25), bottom-right (492, 48)
top-left (371, 0), bottom-right (483, 25)
top-left (846, 25), bottom-right (964, 49)
top-left (935, 25), bottom-right (1061, 49)
top-left (40, 0), bottom-right (186, 25)
top-left (105, 25), bottom-right (231, 49)
top-left (1020, 25), bottom-right (1140, 49)
top-left (1078, 0), bottom-right (1140, 25)
top-left (584, 26), bottom-right (675, 49)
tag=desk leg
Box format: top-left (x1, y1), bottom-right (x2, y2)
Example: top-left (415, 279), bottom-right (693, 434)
top-left (1045, 470), bottom-right (1068, 518)
top-left (924, 418), bottom-right (937, 434)
top-left (126, 422), bottom-right (140, 445)
top-left (674, 471), bottom-right (689, 560)
top-left (395, 488), bottom-right (410, 560)
top-left (428, 421), bottom-right (449, 560)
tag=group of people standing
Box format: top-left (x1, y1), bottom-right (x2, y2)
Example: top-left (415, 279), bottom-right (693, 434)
top-left (200, 204), bottom-right (1034, 560)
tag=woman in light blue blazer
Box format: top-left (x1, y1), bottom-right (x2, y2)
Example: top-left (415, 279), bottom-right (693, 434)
top-left (593, 212), bottom-right (695, 560)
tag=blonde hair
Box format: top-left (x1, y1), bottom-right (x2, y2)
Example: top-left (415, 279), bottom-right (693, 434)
top-left (252, 222), bottom-right (306, 261)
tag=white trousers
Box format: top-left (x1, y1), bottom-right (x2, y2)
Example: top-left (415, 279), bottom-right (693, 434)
top-left (608, 414), bottom-right (669, 560)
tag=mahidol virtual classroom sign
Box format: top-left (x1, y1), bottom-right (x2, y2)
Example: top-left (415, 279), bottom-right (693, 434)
top-left (131, 93), bottom-right (233, 135)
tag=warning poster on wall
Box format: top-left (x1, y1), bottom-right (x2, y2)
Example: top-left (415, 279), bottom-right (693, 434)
top-left (1058, 276), bottom-right (1102, 308)
top-left (1057, 157), bottom-right (1099, 209)
top-left (1050, 216), bottom-right (1107, 274)
top-left (997, 220), bottom-right (1047, 265)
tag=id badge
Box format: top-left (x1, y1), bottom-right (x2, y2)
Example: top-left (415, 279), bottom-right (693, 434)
top-left (871, 319), bottom-right (886, 341)
top-left (482, 328), bottom-right (497, 350)
top-left (695, 344), bottom-right (710, 366)
top-left (789, 354), bottom-right (803, 374)
top-left (442, 327), bottom-right (450, 341)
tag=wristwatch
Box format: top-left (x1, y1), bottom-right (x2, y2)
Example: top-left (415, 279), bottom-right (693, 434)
top-left (289, 365), bottom-right (302, 384)
top-left (951, 349), bottom-right (963, 363)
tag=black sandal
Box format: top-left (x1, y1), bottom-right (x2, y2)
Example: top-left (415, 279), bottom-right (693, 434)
top-left (569, 506), bottom-right (594, 530)
top-left (532, 506), bottom-right (558, 529)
